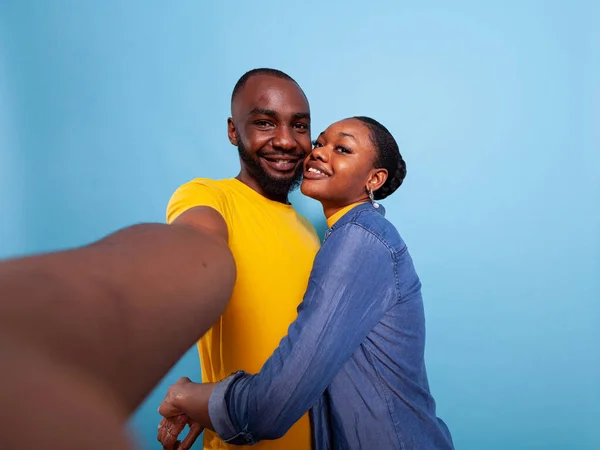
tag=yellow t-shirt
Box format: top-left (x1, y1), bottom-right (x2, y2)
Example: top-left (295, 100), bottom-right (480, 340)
top-left (167, 178), bottom-right (320, 450)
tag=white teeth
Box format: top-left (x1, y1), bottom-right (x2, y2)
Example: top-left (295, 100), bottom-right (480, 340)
top-left (308, 167), bottom-right (328, 176)
top-left (275, 159), bottom-right (289, 163)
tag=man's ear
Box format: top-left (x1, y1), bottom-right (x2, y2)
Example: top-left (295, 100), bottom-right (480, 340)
top-left (227, 118), bottom-right (237, 146)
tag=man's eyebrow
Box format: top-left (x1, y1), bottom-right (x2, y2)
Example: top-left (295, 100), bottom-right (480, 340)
top-left (292, 112), bottom-right (311, 121)
top-left (248, 108), bottom-right (278, 118)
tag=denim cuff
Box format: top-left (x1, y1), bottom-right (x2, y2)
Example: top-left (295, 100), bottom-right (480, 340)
top-left (208, 371), bottom-right (256, 445)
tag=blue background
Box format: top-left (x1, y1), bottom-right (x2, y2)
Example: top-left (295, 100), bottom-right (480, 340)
top-left (1, 1), bottom-right (598, 449)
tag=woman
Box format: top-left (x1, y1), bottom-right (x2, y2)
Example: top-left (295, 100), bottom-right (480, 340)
top-left (158, 117), bottom-right (454, 449)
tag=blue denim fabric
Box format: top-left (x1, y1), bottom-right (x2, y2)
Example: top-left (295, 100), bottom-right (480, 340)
top-left (209, 203), bottom-right (454, 449)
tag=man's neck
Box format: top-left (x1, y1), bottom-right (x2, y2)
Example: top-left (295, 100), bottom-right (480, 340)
top-left (235, 173), bottom-right (290, 204)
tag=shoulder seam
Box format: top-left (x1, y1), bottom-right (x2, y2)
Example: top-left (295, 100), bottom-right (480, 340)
top-left (334, 221), bottom-right (405, 304)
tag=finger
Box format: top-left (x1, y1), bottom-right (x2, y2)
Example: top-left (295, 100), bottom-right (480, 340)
top-left (162, 415), bottom-right (188, 449)
top-left (157, 418), bottom-right (169, 443)
top-left (159, 416), bottom-right (175, 442)
top-left (181, 421), bottom-right (203, 448)
top-left (157, 417), bottom-right (176, 447)
top-left (177, 422), bottom-right (204, 450)
top-left (161, 421), bottom-right (180, 450)
top-left (172, 414), bottom-right (189, 439)
top-left (179, 422), bottom-right (203, 450)
top-left (161, 429), bottom-right (177, 450)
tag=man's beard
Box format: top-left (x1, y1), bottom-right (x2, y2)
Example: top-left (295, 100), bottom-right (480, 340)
top-left (237, 137), bottom-right (304, 199)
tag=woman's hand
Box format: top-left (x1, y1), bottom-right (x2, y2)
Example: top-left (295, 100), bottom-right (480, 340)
top-left (157, 377), bottom-right (204, 449)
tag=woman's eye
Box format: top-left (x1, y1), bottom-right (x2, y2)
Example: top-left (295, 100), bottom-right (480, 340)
top-left (336, 146), bottom-right (351, 154)
top-left (312, 140), bottom-right (322, 148)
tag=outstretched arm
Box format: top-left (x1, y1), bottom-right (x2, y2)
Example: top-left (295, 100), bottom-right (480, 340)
top-left (0, 217), bottom-right (235, 450)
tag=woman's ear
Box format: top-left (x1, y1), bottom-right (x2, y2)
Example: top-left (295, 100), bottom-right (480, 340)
top-left (366, 168), bottom-right (388, 193)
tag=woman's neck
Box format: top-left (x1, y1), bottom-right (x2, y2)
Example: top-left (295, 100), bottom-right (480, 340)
top-left (323, 198), bottom-right (368, 220)
top-left (323, 201), bottom-right (369, 228)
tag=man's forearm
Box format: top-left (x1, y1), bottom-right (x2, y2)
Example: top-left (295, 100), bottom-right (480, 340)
top-left (0, 222), bottom-right (235, 412)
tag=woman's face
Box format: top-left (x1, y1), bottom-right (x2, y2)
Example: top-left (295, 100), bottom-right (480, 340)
top-left (301, 118), bottom-right (387, 208)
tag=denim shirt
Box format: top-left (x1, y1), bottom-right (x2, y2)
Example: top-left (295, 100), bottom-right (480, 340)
top-left (209, 203), bottom-right (454, 449)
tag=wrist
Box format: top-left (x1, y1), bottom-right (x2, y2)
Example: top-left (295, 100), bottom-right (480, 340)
top-left (173, 381), bottom-right (198, 413)
top-left (176, 382), bottom-right (217, 427)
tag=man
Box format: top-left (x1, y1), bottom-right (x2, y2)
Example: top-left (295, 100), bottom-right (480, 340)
top-left (159, 68), bottom-right (320, 449)
top-left (0, 222), bottom-right (236, 450)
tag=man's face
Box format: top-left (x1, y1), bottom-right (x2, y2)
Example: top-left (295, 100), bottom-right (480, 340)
top-left (229, 75), bottom-right (312, 199)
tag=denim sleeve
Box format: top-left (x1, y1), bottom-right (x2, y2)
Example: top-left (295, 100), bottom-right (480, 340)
top-left (208, 223), bottom-right (397, 445)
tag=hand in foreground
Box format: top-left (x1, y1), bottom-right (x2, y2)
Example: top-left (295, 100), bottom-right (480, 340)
top-left (157, 377), bottom-right (204, 450)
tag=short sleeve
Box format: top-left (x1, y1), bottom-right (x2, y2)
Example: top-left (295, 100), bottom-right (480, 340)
top-left (166, 179), bottom-right (228, 224)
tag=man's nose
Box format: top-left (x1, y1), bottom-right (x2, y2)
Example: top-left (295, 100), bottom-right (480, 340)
top-left (272, 126), bottom-right (296, 152)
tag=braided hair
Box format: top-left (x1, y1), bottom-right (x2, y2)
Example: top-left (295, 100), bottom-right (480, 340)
top-left (353, 116), bottom-right (407, 200)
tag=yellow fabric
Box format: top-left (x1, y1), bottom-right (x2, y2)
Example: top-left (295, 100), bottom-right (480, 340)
top-left (326, 202), bottom-right (367, 228)
top-left (167, 178), bottom-right (320, 450)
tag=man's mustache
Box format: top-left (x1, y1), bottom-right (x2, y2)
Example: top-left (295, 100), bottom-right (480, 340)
top-left (258, 151), bottom-right (306, 159)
